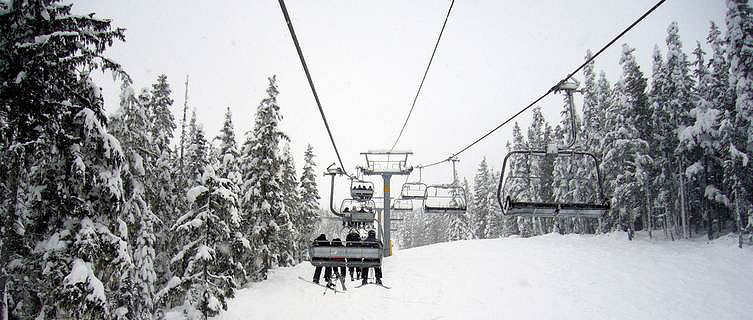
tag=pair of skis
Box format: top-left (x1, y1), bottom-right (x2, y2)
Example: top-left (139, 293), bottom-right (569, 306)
top-left (354, 281), bottom-right (391, 289)
top-left (298, 270), bottom-right (348, 295)
top-left (298, 276), bottom-right (390, 294)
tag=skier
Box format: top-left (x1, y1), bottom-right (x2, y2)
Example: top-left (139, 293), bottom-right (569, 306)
top-left (330, 238), bottom-right (347, 281)
top-left (345, 230), bottom-right (362, 281)
top-left (311, 234), bottom-right (330, 284)
top-left (361, 230), bottom-right (382, 285)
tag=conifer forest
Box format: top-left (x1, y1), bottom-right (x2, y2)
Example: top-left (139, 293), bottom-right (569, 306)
top-left (0, 0), bottom-right (751, 319)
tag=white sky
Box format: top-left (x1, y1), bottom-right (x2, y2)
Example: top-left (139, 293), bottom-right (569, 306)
top-left (74, 0), bottom-right (726, 209)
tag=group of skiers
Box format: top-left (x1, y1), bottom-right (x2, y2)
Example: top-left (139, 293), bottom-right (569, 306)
top-left (342, 206), bottom-right (374, 213)
top-left (311, 229), bottom-right (383, 286)
top-left (352, 185), bottom-right (373, 192)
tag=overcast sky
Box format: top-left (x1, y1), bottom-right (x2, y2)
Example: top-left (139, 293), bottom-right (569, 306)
top-left (74, 0), bottom-right (726, 209)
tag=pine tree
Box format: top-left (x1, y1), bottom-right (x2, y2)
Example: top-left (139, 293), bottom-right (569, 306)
top-left (166, 165), bottom-right (244, 318)
top-left (298, 144), bottom-right (321, 250)
top-left (700, 22), bottom-right (733, 238)
top-left (239, 76), bottom-right (296, 280)
top-left (280, 143), bottom-right (302, 262)
top-left (109, 84), bottom-right (159, 319)
top-left (216, 107), bottom-right (241, 185)
top-left (471, 158), bottom-right (491, 238)
top-left (186, 109), bottom-right (209, 184)
top-left (601, 45), bottom-right (651, 239)
top-left (723, 0), bottom-right (753, 247)
top-left (485, 169), bottom-right (502, 238)
top-left (149, 74), bottom-right (175, 154)
top-left (448, 178), bottom-right (472, 241)
top-left (0, 1), bottom-right (134, 317)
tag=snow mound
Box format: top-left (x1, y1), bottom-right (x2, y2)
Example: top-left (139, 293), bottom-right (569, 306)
top-left (188, 232), bottom-right (753, 320)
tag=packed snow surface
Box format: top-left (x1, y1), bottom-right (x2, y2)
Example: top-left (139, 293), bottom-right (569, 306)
top-left (171, 232), bottom-right (752, 320)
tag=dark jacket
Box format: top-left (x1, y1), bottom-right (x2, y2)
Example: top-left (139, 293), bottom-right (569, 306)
top-left (313, 234), bottom-right (329, 247)
top-left (364, 233), bottom-right (381, 249)
top-left (345, 232), bottom-right (361, 247)
top-left (331, 238), bottom-right (344, 247)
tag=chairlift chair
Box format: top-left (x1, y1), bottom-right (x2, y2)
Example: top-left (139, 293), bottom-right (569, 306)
top-left (423, 184), bottom-right (468, 214)
top-left (309, 241), bottom-right (383, 268)
top-left (350, 179), bottom-right (375, 201)
top-left (391, 198), bottom-right (413, 212)
top-left (496, 79), bottom-right (610, 218)
top-left (400, 183), bottom-right (428, 199)
top-left (340, 198), bottom-right (377, 224)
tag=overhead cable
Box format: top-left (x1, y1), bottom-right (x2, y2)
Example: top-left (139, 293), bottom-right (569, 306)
top-left (390, 0), bottom-right (456, 152)
top-left (420, 0), bottom-right (667, 167)
top-left (278, 0), bottom-right (351, 176)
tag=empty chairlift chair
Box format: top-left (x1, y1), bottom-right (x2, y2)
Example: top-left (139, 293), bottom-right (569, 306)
top-left (390, 198), bottom-right (413, 222)
top-left (423, 184), bottom-right (467, 214)
top-left (400, 182), bottom-right (428, 200)
top-left (496, 79), bottom-right (609, 218)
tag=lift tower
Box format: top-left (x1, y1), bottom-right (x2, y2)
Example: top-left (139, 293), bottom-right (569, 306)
top-left (359, 151), bottom-right (413, 257)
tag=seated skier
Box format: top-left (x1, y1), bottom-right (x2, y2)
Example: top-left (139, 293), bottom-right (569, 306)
top-left (311, 234), bottom-right (331, 284)
top-left (345, 230), bottom-right (362, 281)
top-left (330, 238), bottom-right (346, 284)
top-left (361, 230), bottom-right (383, 285)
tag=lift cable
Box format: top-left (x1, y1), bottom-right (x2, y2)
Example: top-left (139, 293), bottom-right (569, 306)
top-left (418, 0), bottom-right (667, 169)
top-left (278, 0), bottom-right (351, 177)
top-left (389, 0), bottom-right (456, 152)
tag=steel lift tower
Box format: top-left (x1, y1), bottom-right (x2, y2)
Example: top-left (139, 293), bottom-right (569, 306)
top-left (359, 150), bottom-right (413, 257)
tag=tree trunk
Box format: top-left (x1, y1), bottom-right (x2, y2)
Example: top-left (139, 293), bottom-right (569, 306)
top-left (679, 172), bottom-right (688, 239)
top-left (1, 276), bottom-right (7, 320)
top-left (645, 177), bottom-right (653, 239)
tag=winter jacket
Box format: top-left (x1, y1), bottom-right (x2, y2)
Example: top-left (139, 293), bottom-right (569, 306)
top-left (364, 233), bottom-right (381, 249)
top-left (313, 234), bottom-right (329, 247)
top-left (345, 232), bottom-right (361, 247)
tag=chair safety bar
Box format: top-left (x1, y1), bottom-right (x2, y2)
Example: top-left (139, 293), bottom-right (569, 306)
top-left (505, 200), bottom-right (609, 217)
top-left (308, 245), bottom-right (383, 268)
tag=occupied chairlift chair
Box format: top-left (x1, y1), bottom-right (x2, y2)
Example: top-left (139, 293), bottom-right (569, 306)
top-left (350, 179), bottom-right (375, 201)
top-left (311, 164), bottom-right (383, 270)
top-left (497, 79), bottom-right (610, 218)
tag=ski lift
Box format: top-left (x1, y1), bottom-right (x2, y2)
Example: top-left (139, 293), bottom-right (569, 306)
top-left (309, 241), bottom-right (383, 269)
top-left (324, 164), bottom-right (376, 228)
top-left (340, 199), bottom-right (377, 223)
top-left (401, 183), bottom-right (427, 199)
top-left (350, 179), bottom-right (374, 201)
top-left (400, 166), bottom-right (427, 199)
top-left (423, 184), bottom-right (468, 214)
top-left (313, 164), bottom-right (383, 269)
top-left (391, 198), bottom-right (413, 212)
top-left (496, 79), bottom-right (610, 217)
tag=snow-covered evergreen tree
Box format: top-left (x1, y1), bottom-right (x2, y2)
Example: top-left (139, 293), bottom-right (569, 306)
top-left (109, 84), bottom-right (159, 319)
top-left (280, 143), bottom-right (302, 262)
top-left (298, 144), bottom-right (321, 251)
top-left (448, 178), bottom-right (472, 241)
top-left (239, 76), bottom-right (297, 280)
top-left (0, 1), bottom-right (135, 317)
top-left (165, 166), bottom-right (244, 318)
top-left (186, 109), bottom-right (209, 184)
top-left (471, 158), bottom-right (492, 238)
top-left (723, 0), bottom-right (753, 246)
top-left (600, 45), bottom-right (651, 239)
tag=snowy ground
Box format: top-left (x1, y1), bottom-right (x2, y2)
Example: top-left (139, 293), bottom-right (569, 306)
top-left (170, 232), bottom-right (752, 320)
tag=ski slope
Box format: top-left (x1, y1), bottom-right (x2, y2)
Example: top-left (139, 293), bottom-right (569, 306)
top-left (173, 232), bottom-right (752, 320)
